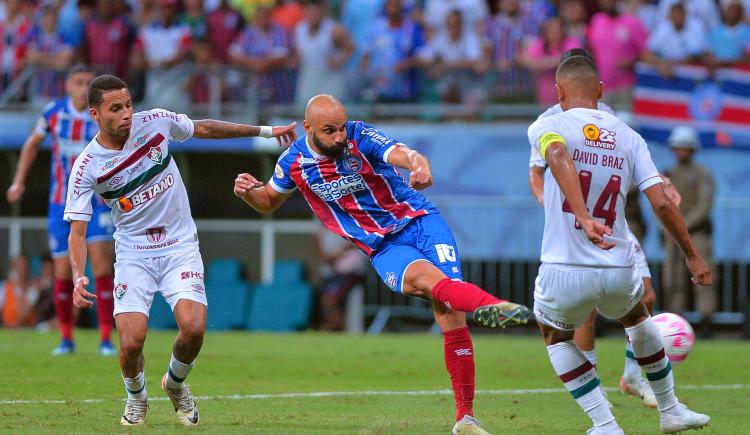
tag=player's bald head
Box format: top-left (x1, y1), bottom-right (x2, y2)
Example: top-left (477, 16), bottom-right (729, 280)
top-left (555, 55), bottom-right (602, 109)
top-left (304, 94), bottom-right (349, 158)
top-left (305, 94), bottom-right (347, 125)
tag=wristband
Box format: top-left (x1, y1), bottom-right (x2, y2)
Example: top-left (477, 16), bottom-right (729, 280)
top-left (259, 126), bottom-right (273, 138)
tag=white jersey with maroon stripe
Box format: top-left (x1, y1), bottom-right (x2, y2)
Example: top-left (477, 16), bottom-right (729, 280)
top-left (64, 109), bottom-right (197, 258)
top-left (527, 107), bottom-right (662, 267)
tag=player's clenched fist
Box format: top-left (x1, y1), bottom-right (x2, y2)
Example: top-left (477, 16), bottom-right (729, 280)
top-left (72, 276), bottom-right (96, 308)
top-left (234, 173), bottom-right (264, 198)
top-left (409, 166), bottom-right (432, 190)
top-left (687, 255), bottom-right (712, 286)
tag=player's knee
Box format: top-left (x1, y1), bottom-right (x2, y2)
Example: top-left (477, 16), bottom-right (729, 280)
top-left (619, 301), bottom-right (649, 327)
top-left (119, 335), bottom-right (145, 357)
top-left (641, 286), bottom-right (656, 313)
top-left (179, 321), bottom-right (205, 346)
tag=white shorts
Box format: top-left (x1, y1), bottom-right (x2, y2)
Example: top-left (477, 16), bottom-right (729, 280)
top-left (533, 263), bottom-right (643, 331)
top-left (113, 248), bottom-right (207, 317)
top-left (633, 241), bottom-right (651, 279)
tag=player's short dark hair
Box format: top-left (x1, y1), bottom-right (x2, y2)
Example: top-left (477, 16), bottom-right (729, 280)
top-left (67, 63), bottom-right (94, 78)
top-left (559, 48), bottom-right (595, 66)
top-left (88, 74), bottom-right (128, 107)
top-left (556, 54), bottom-right (599, 81)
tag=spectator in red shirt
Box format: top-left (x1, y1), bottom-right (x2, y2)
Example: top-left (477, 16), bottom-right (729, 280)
top-left (0, 0), bottom-right (33, 92)
top-left (207, 0), bottom-right (244, 63)
top-left (272, 0), bottom-right (305, 32)
top-left (83, 0), bottom-right (134, 78)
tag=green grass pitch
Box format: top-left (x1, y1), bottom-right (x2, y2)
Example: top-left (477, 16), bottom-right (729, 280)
top-left (1, 330), bottom-right (749, 434)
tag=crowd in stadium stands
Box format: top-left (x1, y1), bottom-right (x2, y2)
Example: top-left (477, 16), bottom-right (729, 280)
top-left (1, 0), bottom-right (750, 109)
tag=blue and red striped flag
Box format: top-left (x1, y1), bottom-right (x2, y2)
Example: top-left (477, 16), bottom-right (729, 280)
top-left (633, 63), bottom-right (750, 149)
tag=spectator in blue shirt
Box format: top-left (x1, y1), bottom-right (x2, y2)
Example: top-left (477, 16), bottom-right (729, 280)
top-left (706, 0), bottom-right (750, 67)
top-left (361, 0), bottom-right (424, 102)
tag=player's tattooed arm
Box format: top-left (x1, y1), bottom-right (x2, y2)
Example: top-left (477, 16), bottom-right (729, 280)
top-left (545, 141), bottom-right (614, 250)
top-left (386, 145), bottom-right (433, 190)
top-left (233, 173), bottom-right (292, 213)
top-left (643, 184), bottom-right (711, 286)
top-left (193, 120), bottom-right (297, 147)
top-left (68, 220), bottom-right (97, 308)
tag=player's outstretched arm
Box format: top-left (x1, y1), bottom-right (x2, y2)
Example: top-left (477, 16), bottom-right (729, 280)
top-left (386, 145), bottom-right (433, 190)
top-left (643, 183), bottom-right (712, 286)
top-left (6, 132), bottom-right (45, 203)
top-left (529, 166), bottom-right (545, 206)
top-left (193, 120), bottom-right (297, 148)
top-left (68, 220), bottom-right (97, 308)
top-left (233, 173), bottom-right (292, 213)
top-left (545, 141), bottom-right (615, 250)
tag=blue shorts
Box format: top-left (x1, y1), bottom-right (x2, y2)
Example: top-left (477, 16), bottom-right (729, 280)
top-left (48, 202), bottom-right (114, 258)
top-left (371, 213), bottom-right (463, 294)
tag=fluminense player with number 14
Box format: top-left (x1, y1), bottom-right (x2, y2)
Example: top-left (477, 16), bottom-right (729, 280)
top-left (63, 74), bottom-right (296, 427)
top-left (527, 55), bottom-right (711, 434)
top-left (234, 94), bottom-right (530, 435)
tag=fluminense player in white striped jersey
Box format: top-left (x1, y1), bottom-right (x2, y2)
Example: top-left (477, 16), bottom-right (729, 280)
top-left (64, 75), bottom-right (296, 427)
top-left (527, 55), bottom-right (711, 434)
top-left (528, 48), bottom-right (682, 409)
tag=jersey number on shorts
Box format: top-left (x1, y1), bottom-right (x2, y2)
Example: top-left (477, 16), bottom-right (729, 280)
top-left (562, 170), bottom-right (621, 228)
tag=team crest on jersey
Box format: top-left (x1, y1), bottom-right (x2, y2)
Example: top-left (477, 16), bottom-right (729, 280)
top-left (145, 226), bottom-right (167, 244)
top-left (342, 155), bottom-right (362, 174)
top-left (583, 124), bottom-right (617, 150)
top-left (114, 283), bottom-right (127, 300)
top-left (147, 145), bottom-right (163, 164)
top-left (385, 272), bottom-right (397, 290)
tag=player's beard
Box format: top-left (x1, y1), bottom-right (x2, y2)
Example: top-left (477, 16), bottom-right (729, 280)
top-left (312, 132), bottom-right (346, 159)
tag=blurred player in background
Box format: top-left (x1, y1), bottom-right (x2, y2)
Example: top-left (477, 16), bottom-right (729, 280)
top-left (6, 64), bottom-right (116, 356)
top-left (234, 94), bottom-right (530, 435)
top-left (528, 48), bottom-right (683, 409)
top-left (528, 55), bottom-right (710, 434)
top-left (64, 74), bottom-right (296, 426)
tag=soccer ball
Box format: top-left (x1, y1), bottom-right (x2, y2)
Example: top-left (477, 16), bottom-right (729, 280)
top-left (653, 312), bottom-right (695, 365)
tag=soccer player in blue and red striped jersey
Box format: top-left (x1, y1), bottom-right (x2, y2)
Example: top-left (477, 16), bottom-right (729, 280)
top-left (234, 94), bottom-right (530, 434)
top-left (6, 64), bottom-right (116, 356)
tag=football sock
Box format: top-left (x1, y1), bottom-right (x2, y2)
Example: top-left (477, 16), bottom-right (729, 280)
top-left (95, 275), bottom-right (115, 342)
top-left (625, 317), bottom-right (678, 411)
top-left (623, 340), bottom-right (642, 380)
top-left (581, 348), bottom-right (597, 367)
top-left (166, 353), bottom-right (194, 389)
top-left (443, 326), bottom-right (475, 421)
top-left (431, 279), bottom-right (501, 313)
top-left (123, 372), bottom-right (146, 399)
top-left (53, 279), bottom-right (74, 341)
top-left (548, 340), bottom-right (617, 429)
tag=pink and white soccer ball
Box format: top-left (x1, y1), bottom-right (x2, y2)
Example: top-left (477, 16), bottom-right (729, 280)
top-left (653, 313), bottom-right (695, 365)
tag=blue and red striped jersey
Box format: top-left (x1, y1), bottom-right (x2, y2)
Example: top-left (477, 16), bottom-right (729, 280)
top-left (270, 121), bottom-right (438, 255)
top-left (35, 97), bottom-right (99, 205)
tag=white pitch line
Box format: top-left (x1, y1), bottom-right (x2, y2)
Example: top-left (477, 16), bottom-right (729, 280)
top-left (1, 384), bottom-right (748, 406)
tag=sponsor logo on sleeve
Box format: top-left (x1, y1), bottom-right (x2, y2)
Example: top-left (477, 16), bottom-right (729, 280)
top-left (275, 163), bottom-right (285, 179)
top-left (435, 244), bottom-right (456, 263)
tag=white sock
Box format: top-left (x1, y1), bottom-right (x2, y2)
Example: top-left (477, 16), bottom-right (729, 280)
top-left (548, 341), bottom-right (617, 429)
top-left (581, 348), bottom-right (597, 367)
top-left (623, 340), bottom-right (642, 380)
top-left (625, 317), bottom-right (679, 411)
top-left (167, 354), bottom-right (194, 389)
top-left (123, 372), bottom-right (146, 400)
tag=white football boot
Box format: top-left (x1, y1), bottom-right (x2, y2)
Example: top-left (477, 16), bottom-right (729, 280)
top-left (620, 376), bottom-right (658, 408)
top-left (120, 397), bottom-right (147, 426)
top-left (452, 415), bottom-right (492, 434)
top-left (162, 373), bottom-right (199, 426)
top-left (659, 403), bottom-right (710, 433)
top-left (587, 425), bottom-right (625, 435)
